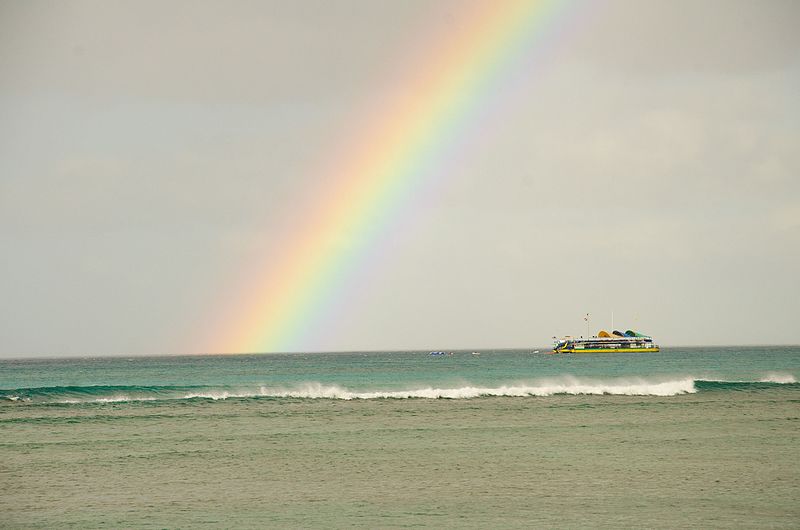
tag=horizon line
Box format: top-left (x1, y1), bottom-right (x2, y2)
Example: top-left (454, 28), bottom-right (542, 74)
top-left (2, 343), bottom-right (799, 360)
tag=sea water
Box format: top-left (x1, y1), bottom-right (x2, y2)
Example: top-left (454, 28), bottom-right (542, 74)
top-left (2, 347), bottom-right (799, 527)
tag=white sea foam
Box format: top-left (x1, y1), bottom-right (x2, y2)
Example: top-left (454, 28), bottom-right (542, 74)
top-left (58, 395), bottom-right (158, 404)
top-left (697, 373), bottom-right (798, 385)
top-left (49, 378), bottom-right (697, 403)
top-left (184, 390), bottom-right (266, 400)
top-left (237, 376), bottom-right (698, 400)
top-left (32, 373), bottom-right (798, 404)
top-left (758, 373), bottom-right (797, 384)
top-left (96, 395), bottom-right (158, 403)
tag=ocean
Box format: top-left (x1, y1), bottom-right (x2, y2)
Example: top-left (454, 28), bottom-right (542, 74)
top-left (2, 346), bottom-right (799, 528)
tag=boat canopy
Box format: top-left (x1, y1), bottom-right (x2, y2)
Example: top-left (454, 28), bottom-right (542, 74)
top-left (625, 330), bottom-right (651, 338)
top-left (598, 330), bottom-right (611, 337)
top-left (612, 330), bottom-right (625, 337)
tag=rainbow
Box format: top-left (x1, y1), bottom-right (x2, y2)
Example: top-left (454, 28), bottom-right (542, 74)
top-left (211, 0), bottom-right (572, 354)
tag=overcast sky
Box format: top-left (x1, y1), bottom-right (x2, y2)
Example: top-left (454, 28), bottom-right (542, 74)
top-left (2, 0), bottom-right (799, 356)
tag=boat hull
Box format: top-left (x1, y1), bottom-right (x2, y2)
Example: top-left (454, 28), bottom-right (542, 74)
top-left (553, 347), bottom-right (660, 354)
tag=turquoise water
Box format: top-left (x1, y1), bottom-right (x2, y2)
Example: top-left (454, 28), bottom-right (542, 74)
top-left (2, 346), bottom-right (798, 403)
top-left (2, 347), bottom-right (799, 528)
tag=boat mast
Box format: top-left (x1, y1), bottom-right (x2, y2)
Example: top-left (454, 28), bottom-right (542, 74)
top-left (585, 313), bottom-right (590, 338)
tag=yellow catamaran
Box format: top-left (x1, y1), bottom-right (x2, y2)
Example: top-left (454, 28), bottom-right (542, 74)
top-left (552, 330), bottom-right (660, 354)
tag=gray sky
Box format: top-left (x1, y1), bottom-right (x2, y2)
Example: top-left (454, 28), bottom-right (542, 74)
top-left (1, 0), bottom-right (799, 356)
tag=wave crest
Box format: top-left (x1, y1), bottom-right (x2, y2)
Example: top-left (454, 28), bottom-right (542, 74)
top-left (261, 377), bottom-right (697, 400)
top-left (758, 373), bottom-right (797, 384)
top-left (2, 374), bottom-right (796, 404)
top-left (1, 376), bottom-right (698, 403)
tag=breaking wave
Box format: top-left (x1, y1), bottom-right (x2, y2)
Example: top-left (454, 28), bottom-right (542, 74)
top-left (2, 374), bottom-right (797, 405)
top-left (758, 373), bottom-right (797, 384)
